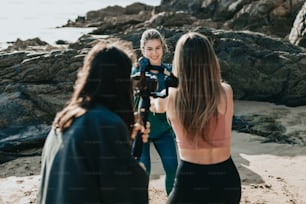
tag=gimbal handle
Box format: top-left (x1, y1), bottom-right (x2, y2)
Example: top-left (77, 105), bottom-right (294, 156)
top-left (131, 96), bottom-right (150, 160)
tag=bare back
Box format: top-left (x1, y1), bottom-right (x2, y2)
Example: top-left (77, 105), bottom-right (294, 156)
top-left (168, 83), bottom-right (233, 164)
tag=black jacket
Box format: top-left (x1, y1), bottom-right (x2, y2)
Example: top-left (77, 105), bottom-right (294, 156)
top-left (37, 104), bottom-right (149, 204)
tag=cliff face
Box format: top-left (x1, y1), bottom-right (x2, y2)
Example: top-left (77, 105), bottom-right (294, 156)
top-left (63, 0), bottom-right (306, 43)
top-left (0, 0), bottom-right (306, 161)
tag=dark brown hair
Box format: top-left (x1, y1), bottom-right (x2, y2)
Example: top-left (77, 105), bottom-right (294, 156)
top-left (53, 41), bottom-right (136, 133)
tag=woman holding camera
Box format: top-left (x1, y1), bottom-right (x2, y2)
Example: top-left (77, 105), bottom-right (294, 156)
top-left (132, 28), bottom-right (178, 195)
top-left (153, 32), bottom-right (241, 203)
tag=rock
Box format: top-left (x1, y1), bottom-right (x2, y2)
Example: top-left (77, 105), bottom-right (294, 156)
top-left (232, 114), bottom-right (298, 144)
top-left (289, 1), bottom-right (306, 48)
top-left (4, 38), bottom-right (55, 52)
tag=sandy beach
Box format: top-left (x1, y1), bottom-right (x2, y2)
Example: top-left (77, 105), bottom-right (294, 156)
top-left (0, 100), bottom-right (306, 204)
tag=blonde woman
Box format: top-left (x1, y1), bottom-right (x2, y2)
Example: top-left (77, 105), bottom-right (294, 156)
top-left (132, 28), bottom-right (178, 195)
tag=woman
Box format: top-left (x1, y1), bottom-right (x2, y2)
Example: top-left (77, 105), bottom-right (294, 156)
top-left (154, 32), bottom-right (241, 203)
top-left (132, 28), bottom-right (178, 195)
top-left (37, 42), bottom-right (149, 204)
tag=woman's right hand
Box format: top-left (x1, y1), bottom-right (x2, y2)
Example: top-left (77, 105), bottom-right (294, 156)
top-left (131, 121), bottom-right (150, 143)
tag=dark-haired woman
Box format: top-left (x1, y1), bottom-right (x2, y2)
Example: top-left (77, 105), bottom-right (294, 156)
top-left (37, 42), bottom-right (149, 204)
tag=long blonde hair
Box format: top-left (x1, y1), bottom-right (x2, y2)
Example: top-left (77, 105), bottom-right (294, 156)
top-left (171, 32), bottom-right (223, 140)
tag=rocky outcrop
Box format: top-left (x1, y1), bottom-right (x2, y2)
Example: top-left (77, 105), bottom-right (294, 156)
top-left (0, 48), bottom-right (83, 160)
top-left (4, 38), bottom-right (55, 52)
top-left (159, 0), bottom-right (305, 39)
top-left (63, 0), bottom-right (306, 44)
top-left (65, 0), bottom-right (306, 46)
top-left (0, 49), bottom-right (82, 126)
top-left (64, 3), bottom-right (155, 33)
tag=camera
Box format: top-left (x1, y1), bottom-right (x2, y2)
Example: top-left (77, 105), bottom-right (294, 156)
top-left (132, 71), bottom-right (158, 98)
top-left (131, 57), bottom-right (178, 99)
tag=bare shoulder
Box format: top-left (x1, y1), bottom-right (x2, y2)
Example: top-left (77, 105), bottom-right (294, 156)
top-left (221, 82), bottom-right (234, 114)
top-left (221, 82), bottom-right (233, 98)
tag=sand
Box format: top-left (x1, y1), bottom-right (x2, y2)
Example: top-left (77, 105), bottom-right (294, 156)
top-left (0, 100), bottom-right (306, 204)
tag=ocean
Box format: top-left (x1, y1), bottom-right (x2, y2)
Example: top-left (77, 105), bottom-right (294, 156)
top-left (0, 0), bottom-right (160, 49)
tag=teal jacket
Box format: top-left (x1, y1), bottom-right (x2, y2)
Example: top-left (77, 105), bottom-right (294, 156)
top-left (132, 63), bottom-right (174, 139)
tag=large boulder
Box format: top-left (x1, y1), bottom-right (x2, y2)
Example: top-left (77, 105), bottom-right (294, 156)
top-left (160, 0), bottom-right (305, 38)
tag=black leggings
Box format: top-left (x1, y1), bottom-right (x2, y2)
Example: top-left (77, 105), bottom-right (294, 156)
top-left (167, 157), bottom-right (241, 204)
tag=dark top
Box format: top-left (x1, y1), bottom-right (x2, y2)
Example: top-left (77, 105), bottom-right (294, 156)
top-left (37, 104), bottom-right (149, 204)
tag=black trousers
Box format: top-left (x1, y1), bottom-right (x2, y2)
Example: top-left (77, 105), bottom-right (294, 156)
top-left (167, 157), bottom-right (241, 204)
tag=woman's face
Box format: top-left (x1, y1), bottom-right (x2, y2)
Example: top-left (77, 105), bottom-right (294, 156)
top-left (142, 39), bottom-right (163, 66)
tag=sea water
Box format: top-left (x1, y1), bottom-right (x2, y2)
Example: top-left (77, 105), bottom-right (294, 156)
top-left (0, 0), bottom-right (160, 49)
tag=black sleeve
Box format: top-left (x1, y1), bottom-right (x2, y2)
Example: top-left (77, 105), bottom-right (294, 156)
top-left (38, 111), bottom-right (148, 204)
top-left (80, 116), bottom-right (149, 204)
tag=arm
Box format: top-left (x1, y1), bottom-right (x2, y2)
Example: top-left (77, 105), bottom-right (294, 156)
top-left (150, 86), bottom-right (177, 114)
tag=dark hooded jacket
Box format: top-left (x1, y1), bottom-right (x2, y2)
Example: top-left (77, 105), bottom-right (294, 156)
top-left (37, 104), bottom-right (149, 204)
